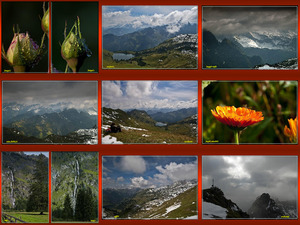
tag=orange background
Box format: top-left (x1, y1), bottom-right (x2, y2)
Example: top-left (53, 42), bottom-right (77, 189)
top-left (0, 0), bottom-right (299, 224)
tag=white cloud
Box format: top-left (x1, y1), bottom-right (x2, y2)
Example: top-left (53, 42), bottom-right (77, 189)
top-left (103, 6), bottom-right (198, 33)
top-left (154, 161), bottom-right (197, 183)
top-left (125, 81), bottom-right (156, 97)
top-left (117, 176), bottom-right (125, 182)
top-left (102, 81), bottom-right (123, 99)
top-left (130, 176), bottom-right (149, 188)
top-left (102, 81), bottom-right (198, 110)
top-left (119, 156), bottom-right (147, 174)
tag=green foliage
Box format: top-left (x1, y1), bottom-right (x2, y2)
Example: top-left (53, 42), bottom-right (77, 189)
top-left (26, 154), bottom-right (48, 213)
top-left (62, 194), bottom-right (73, 220)
top-left (203, 81), bottom-right (297, 143)
top-left (75, 188), bottom-right (97, 221)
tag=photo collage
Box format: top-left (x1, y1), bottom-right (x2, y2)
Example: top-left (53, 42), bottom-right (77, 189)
top-left (0, 1), bottom-right (298, 225)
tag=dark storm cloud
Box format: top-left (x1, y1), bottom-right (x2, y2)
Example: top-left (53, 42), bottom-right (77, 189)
top-left (3, 81), bottom-right (97, 105)
top-left (202, 156), bottom-right (298, 211)
top-left (203, 6), bottom-right (297, 36)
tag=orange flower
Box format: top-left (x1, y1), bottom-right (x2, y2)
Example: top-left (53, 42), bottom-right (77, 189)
top-left (211, 106), bottom-right (264, 130)
top-left (284, 117), bottom-right (297, 142)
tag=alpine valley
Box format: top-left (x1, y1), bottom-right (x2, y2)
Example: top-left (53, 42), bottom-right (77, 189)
top-left (103, 179), bottom-right (198, 219)
top-left (102, 107), bottom-right (197, 144)
top-left (2, 103), bottom-right (98, 144)
top-left (203, 30), bottom-right (297, 69)
top-left (103, 24), bottom-right (198, 69)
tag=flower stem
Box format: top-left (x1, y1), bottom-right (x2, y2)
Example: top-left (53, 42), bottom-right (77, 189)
top-left (13, 66), bottom-right (27, 72)
top-left (234, 130), bottom-right (239, 145)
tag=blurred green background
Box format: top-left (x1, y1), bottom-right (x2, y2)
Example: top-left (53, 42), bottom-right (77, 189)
top-left (202, 81), bottom-right (298, 144)
top-left (52, 2), bottom-right (98, 73)
top-left (2, 2), bottom-right (49, 72)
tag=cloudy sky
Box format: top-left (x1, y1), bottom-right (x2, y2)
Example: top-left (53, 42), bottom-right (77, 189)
top-left (24, 152), bottom-right (49, 157)
top-left (203, 6), bottom-right (297, 36)
top-left (103, 156), bottom-right (197, 189)
top-left (3, 81), bottom-right (97, 110)
top-left (102, 81), bottom-right (198, 110)
top-left (202, 156), bottom-right (298, 211)
top-left (103, 6), bottom-right (197, 33)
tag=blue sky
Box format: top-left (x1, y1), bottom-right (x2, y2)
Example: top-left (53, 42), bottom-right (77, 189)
top-left (102, 81), bottom-right (198, 110)
top-left (102, 6), bottom-right (198, 32)
top-left (103, 156), bottom-right (198, 189)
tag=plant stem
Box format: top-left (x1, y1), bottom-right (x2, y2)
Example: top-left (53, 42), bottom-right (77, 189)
top-left (13, 66), bottom-right (26, 72)
top-left (234, 130), bottom-right (239, 145)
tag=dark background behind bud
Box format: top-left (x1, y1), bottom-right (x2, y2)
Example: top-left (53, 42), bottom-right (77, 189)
top-left (1, 2), bottom-right (49, 73)
top-left (51, 2), bottom-right (99, 73)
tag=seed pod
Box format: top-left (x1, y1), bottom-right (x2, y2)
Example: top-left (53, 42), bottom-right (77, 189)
top-left (61, 17), bottom-right (91, 73)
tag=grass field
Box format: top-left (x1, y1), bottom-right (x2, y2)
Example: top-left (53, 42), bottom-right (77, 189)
top-left (2, 212), bottom-right (49, 223)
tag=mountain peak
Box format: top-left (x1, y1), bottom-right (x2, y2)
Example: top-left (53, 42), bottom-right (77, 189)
top-left (203, 186), bottom-right (249, 218)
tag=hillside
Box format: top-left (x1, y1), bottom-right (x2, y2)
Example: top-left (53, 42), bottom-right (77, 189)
top-left (103, 34), bottom-right (197, 69)
top-left (102, 107), bottom-right (197, 144)
top-left (103, 180), bottom-right (197, 219)
top-left (51, 152), bottom-right (98, 220)
top-left (2, 152), bottom-right (48, 211)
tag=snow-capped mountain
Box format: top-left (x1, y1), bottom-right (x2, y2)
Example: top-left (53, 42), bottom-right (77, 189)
top-left (233, 31), bottom-right (297, 51)
top-left (103, 180), bottom-right (197, 219)
top-left (3, 102), bottom-right (97, 124)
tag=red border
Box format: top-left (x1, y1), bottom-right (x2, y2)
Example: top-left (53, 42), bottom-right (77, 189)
top-left (0, 0), bottom-right (299, 225)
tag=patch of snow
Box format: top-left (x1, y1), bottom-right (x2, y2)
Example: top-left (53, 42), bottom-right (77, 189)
top-left (120, 125), bottom-right (147, 131)
top-left (102, 135), bottom-right (123, 144)
top-left (203, 201), bottom-right (227, 219)
top-left (161, 202), bottom-right (181, 216)
top-left (75, 128), bottom-right (98, 144)
top-left (142, 134), bottom-right (150, 137)
top-left (184, 215), bottom-right (198, 219)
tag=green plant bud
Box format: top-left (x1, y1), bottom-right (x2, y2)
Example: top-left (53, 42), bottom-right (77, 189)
top-left (2, 30), bottom-right (45, 72)
top-left (41, 8), bottom-right (49, 37)
top-left (61, 17), bottom-right (91, 73)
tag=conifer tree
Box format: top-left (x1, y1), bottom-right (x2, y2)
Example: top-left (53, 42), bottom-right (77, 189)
top-left (74, 187), bottom-right (97, 221)
top-left (62, 194), bottom-right (73, 220)
top-left (26, 154), bottom-right (48, 214)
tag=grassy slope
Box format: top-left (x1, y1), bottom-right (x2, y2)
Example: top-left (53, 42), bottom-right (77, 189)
top-left (2, 212), bottom-right (49, 223)
top-left (128, 186), bottom-right (197, 219)
top-left (104, 128), bottom-right (196, 144)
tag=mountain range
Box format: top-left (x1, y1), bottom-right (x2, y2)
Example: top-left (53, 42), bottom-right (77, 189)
top-left (103, 23), bottom-right (197, 52)
top-left (102, 107), bottom-right (197, 144)
top-left (3, 103), bottom-right (98, 144)
top-left (103, 180), bottom-right (197, 219)
top-left (203, 30), bottom-right (297, 69)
